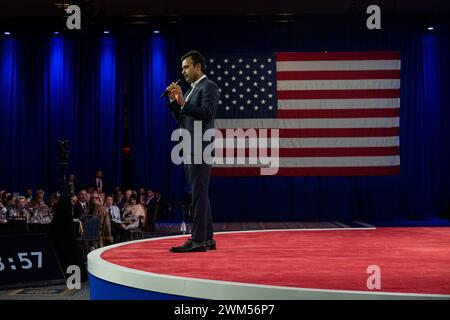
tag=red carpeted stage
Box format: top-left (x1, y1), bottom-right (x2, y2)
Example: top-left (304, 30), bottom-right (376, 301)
top-left (88, 227), bottom-right (450, 299)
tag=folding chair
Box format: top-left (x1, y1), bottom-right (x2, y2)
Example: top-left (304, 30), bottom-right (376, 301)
top-left (127, 217), bottom-right (145, 240)
top-left (76, 216), bottom-right (100, 260)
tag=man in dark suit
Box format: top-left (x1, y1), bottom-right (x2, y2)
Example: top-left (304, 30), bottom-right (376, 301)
top-left (68, 174), bottom-right (77, 195)
top-left (91, 170), bottom-right (107, 194)
top-left (154, 190), bottom-right (169, 221)
top-left (73, 189), bottom-right (89, 219)
top-left (145, 189), bottom-right (157, 231)
top-left (166, 50), bottom-right (219, 253)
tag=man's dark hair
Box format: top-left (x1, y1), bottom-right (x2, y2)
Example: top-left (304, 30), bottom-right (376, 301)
top-left (182, 50), bottom-right (206, 73)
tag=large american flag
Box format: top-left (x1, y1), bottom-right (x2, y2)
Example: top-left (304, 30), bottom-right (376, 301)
top-left (208, 52), bottom-right (401, 176)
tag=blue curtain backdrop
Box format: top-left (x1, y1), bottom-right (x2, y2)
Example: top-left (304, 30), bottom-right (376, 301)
top-left (1, 14), bottom-right (449, 222)
top-left (124, 33), bottom-right (185, 207)
top-left (0, 34), bottom-right (123, 194)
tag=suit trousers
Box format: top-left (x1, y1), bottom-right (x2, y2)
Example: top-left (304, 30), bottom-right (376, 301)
top-left (184, 162), bottom-right (213, 242)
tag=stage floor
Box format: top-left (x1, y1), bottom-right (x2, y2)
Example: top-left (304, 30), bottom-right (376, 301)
top-left (88, 227), bottom-right (450, 299)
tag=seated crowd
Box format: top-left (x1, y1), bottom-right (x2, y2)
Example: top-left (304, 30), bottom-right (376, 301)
top-left (0, 172), bottom-right (169, 248)
top-left (0, 189), bottom-right (53, 223)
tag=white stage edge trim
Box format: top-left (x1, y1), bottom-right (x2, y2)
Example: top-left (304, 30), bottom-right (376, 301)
top-left (88, 228), bottom-right (450, 300)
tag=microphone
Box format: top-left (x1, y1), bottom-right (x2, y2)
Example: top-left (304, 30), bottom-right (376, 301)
top-left (161, 79), bottom-right (182, 98)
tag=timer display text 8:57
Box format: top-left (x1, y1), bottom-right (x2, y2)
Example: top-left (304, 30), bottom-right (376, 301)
top-left (0, 252), bottom-right (43, 271)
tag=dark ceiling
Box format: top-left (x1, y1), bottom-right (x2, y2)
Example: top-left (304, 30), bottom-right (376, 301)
top-left (1, 0), bottom-right (450, 17)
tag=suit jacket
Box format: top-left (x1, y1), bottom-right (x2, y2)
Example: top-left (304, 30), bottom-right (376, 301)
top-left (146, 197), bottom-right (157, 216)
top-left (68, 181), bottom-right (77, 195)
top-left (73, 201), bottom-right (88, 219)
top-left (167, 76), bottom-right (220, 160)
top-left (91, 178), bottom-right (108, 193)
top-left (154, 197), bottom-right (169, 219)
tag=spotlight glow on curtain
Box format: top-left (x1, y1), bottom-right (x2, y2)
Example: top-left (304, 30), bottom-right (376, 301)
top-left (96, 36), bottom-right (122, 190)
top-left (127, 34), bottom-right (182, 201)
top-left (0, 35), bottom-right (123, 194)
top-left (0, 38), bottom-right (19, 190)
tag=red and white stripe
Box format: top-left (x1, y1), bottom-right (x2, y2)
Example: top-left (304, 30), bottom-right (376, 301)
top-left (212, 51), bottom-right (401, 176)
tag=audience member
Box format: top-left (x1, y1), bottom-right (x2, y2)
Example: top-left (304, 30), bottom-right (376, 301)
top-left (0, 199), bottom-right (8, 221)
top-left (70, 194), bottom-right (78, 217)
top-left (16, 196), bottom-right (30, 218)
top-left (5, 194), bottom-right (16, 218)
top-left (34, 196), bottom-right (48, 210)
top-left (125, 189), bottom-right (132, 202)
top-left (99, 192), bottom-right (106, 205)
top-left (73, 189), bottom-right (89, 219)
top-left (105, 195), bottom-right (126, 243)
top-left (29, 189), bottom-right (45, 208)
top-left (48, 193), bottom-right (60, 209)
top-left (92, 170), bottom-right (106, 193)
top-left (138, 188), bottom-right (146, 205)
top-left (83, 192), bottom-right (113, 247)
top-left (154, 190), bottom-right (169, 222)
top-left (122, 189), bottom-right (133, 213)
top-left (145, 189), bottom-right (157, 231)
top-left (26, 189), bottom-right (33, 202)
top-left (121, 194), bottom-right (146, 230)
top-left (114, 190), bottom-right (125, 211)
top-left (68, 174), bottom-right (77, 195)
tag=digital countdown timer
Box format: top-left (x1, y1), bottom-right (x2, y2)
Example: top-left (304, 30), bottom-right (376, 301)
top-left (0, 233), bottom-right (66, 288)
top-left (0, 252), bottom-right (43, 271)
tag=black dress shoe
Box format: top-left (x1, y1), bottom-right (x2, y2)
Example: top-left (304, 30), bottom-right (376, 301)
top-left (170, 239), bottom-right (207, 253)
top-left (205, 239), bottom-right (216, 250)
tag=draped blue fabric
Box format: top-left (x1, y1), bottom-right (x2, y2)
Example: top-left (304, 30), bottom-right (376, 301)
top-left (125, 33), bottom-right (185, 205)
top-left (1, 15), bottom-right (449, 222)
top-left (0, 35), bottom-right (123, 194)
top-left (0, 38), bottom-right (20, 190)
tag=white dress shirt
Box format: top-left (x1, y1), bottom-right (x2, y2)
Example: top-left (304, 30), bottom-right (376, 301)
top-left (170, 74), bottom-right (207, 105)
top-left (106, 205), bottom-right (122, 223)
top-left (96, 178), bottom-right (103, 191)
top-left (185, 74), bottom-right (206, 103)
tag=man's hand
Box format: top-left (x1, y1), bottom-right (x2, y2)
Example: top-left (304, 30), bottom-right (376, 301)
top-left (171, 84), bottom-right (186, 107)
top-left (165, 82), bottom-right (178, 100)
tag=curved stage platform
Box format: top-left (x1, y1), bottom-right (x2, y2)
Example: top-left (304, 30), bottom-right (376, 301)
top-left (88, 227), bottom-right (450, 300)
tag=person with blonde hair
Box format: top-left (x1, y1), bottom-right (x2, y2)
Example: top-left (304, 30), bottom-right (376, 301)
top-left (82, 192), bottom-right (113, 247)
